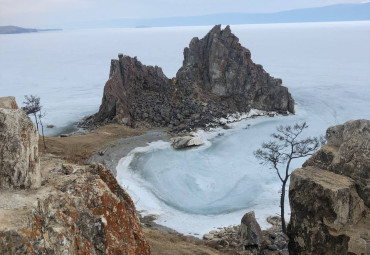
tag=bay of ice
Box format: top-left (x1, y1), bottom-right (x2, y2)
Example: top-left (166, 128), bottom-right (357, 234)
top-left (1, 22), bottom-right (370, 236)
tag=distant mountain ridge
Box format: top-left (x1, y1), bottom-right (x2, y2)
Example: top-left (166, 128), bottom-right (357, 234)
top-left (67, 3), bottom-right (370, 29)
top-left (0, 26), bottom-right (62, 34)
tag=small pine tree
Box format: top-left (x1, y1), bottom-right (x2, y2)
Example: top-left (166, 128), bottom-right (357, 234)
top-left (254, 122), bottom-right (325, 234)
top-left (22, 95), bottom-right (46, 149)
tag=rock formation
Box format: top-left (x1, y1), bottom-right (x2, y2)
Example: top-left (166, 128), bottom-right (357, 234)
top-left (0, 96), bottom-right (41, 189)
top-left (93, 55), bottom-right (173, 127)
top-left (84, 25), bottom-right (294, 130)
top-left (288, 119), bottom-right (370, 255)
top-left (170, 136), bottom-right (204, 149)
top-left (176, 25), bottom-right (294, 114)
top-left (0, 96), bottom-right (19, 109)
top-left (239, 211), bottom-right (264, 250)
top-left (0, 163), bottom-right (151, 255)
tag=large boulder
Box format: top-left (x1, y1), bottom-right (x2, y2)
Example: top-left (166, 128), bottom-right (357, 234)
top-left (0, 96), bottom-right (41, 189)
top-left (170, 136), bottom-right (204, 149)
top-left (288, 119), bottom-right (370, 255)
top-left (85, 25), bottom-right (295, 130)
top-left (239, 211), bottom-right (264, 250)
top-left (0, 164), bottom-right (151, 255)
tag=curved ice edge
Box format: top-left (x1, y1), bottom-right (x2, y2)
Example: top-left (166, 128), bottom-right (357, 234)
top-left (114, 109), bottom-right (295, 237)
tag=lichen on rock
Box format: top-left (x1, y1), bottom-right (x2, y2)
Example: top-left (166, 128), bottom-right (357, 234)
top-left (0, 163), bottom-right (151, 255)
top-left (288, 119), bottom-right (370, 255)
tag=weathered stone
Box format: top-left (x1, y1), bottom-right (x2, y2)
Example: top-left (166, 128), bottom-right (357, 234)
top-left (240, 211), bottom-right (264, 249)
top-left (304, 119), bottom-right (370, 207)
top-left (0, 96), bottom-right (18, 109)
top-left (0, 97), bottom-right (41, 189)
top-left (170, 136), bottom-right (204, 149)
top-left (288, 119), bottom-right (370, 255)
top-left (0, 163), bottom-right (151, 255)
top-left (203, 234), bottom-right (214, 240)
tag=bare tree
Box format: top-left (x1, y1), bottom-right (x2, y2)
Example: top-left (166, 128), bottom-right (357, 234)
top-left (22, 95), bottom-right (46, 149)
top-left (22, 95), bottom-right (41, 131)
top-left (254, 122), bottom-right (325, 234)
top-left (38, 111), bottom-right (47, 149)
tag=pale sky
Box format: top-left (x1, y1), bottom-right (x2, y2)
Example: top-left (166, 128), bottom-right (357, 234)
top-left (0, 0), bottom-right (365, 28)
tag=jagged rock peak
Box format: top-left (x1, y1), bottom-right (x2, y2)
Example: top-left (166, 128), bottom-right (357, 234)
top-left (176, 25), bottom-right (294, 113)
top-left (84, 25), bottom-right (295, 130)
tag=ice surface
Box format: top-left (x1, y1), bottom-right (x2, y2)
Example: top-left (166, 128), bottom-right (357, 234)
top-left (1, 21), bottom-right (370, 235)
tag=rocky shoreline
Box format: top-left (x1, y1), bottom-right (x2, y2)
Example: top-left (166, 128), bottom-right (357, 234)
top-left (1, 95), bottom-right (369, 254)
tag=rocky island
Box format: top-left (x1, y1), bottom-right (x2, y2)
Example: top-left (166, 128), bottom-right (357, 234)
top-left (82, 25), bottom-right (294, 131)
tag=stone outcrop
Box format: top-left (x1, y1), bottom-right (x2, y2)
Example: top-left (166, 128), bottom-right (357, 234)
top-left (0, 96), bottom-right (19, 109)
top-left (170, 136), bottom-right (204, 149)
top-left (0, 96), bottom-right (41, 189)
top-left (93, 55), bottom-right (173, 127)
top-left (0, 163), bottom-right (151, 255)
top-left (176, 25), bottom-right (294, 114)
top-left (288, 119), bottom-right (370, 255)
top-left (84, 25), bottom-right (294, 131)
top-left (239, 211), bottom-right (264, 250)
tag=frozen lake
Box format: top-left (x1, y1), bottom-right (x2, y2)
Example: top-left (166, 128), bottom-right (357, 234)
top-left (1, 22), bottom-right (370, 235)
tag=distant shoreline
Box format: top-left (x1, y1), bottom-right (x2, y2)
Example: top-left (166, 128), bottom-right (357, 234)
top-left (0, 26), bottom-right (62, 34)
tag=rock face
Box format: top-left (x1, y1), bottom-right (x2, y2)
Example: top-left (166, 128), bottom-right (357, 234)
top-left (176, 25), bottom-right (294, 114)
top-left (85, 25), bottom-right (294, 130)
top-left (239, 211), bottom-right (264, 250)
top-left (0, 163), bottom-right (151, 255)
top-left (93, 55), bottom-right (173, 127)
top-left (288, 119), bottom-right (370, 255)
top-left (0, 96), bottom-right (19, 109)
top-left (0, 96), bottom-right (41, 189)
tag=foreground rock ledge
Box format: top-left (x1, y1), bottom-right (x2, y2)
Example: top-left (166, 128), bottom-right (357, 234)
top-left (0, 163), bottom-right (151, 255)
top-left (84, 25), bottom-right (294, 130)
top-left (0, 96), bottom-right (41, 189)
top-left (288, 119), bottom-right (370, 255)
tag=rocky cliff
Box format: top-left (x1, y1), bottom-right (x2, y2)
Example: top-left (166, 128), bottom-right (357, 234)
top-left (84, 25), bottom-right (294, 130)
top-left (0, 163), bottom-right (151, 255)
top-left (0, 96), bottom-right (41, 189)
top-left (288, 119), bottom-right (369, 255)
top-left (0, 97), bottom-right (150, 254)
top-left (176, 25), bottom-right (294, 113)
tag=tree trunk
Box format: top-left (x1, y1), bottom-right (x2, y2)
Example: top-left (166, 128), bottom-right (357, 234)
top-left (281, 180), bottom-right (287, 234)
top-left (33, 114), bottom-right (39, 131)
top-left (39, 118), bottom-right (46, 149)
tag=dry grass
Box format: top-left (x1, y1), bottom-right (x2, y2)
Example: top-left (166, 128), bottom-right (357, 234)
top-left (144, 229), bottom-right (232, 255)
top-left (39, 124), bottom-right (146, 164)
